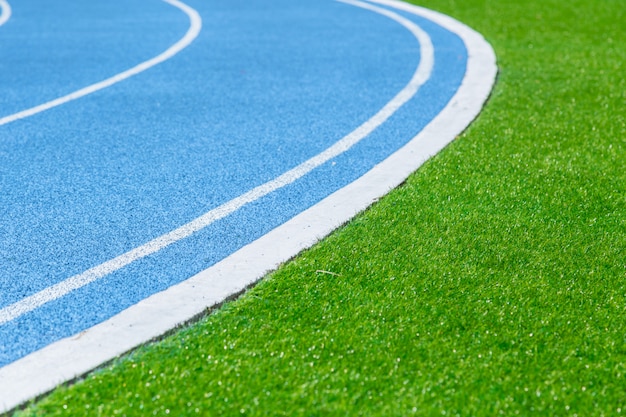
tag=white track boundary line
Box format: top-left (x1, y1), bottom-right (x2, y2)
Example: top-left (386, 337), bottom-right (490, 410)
top-left (0, 0), bottom-right (497, 413)
top-left (0, 0), bottom-right (11, 27)
top-left (0, 0), bottom-right (434, 326)
top-left (0, 0), bottom-right (201, 127)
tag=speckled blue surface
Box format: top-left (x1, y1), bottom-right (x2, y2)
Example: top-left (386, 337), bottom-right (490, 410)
top-left (0, 0), bottom-right (467, 366)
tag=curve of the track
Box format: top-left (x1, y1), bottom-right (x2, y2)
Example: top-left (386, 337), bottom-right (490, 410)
top-left (0, 0), bottom-right (467, 367)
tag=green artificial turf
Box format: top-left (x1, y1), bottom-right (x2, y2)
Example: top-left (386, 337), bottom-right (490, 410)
top-left (13, 0), bottom-right (626, 415)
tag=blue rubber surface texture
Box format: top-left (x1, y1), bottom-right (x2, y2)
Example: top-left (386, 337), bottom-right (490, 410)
top-left (0, 0), bottom-right (466, 366)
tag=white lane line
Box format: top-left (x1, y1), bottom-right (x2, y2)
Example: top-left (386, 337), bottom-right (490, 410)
top-left (0, 0), bottom-right (201, 127)
top-left (0, 0), bottom-right (434, 326)
top-left (0, 0), bottom-right (498, 411)
top-left (0, 0), bottom-right (11, 27)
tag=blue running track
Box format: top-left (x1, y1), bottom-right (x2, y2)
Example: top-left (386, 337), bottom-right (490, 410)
top-left (0, 0), bottom-right (467, 369)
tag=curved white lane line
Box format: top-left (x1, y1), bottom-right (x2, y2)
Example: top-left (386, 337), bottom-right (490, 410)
top-left (0, 0), bottom-right (201, 127)
top-left (0, 0), bottom-right (498, 412)
top-left (0, 0), bottom-right (11, 27)
top-left (0, 0), bottom-right (434, 326)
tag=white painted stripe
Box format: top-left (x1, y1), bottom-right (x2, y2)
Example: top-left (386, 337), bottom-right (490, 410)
top-left (0, 0), bottom-right (498, 412)
top-left (0, 0), bottom-right (202, 127)
top-left (0, 0), bottom-right (11, 27)
top-left (0, 0), bottom-right (433, 326)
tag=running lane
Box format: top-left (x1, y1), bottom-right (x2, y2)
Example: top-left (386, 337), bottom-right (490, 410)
top-left (0, 0), bottom-right (467, 368)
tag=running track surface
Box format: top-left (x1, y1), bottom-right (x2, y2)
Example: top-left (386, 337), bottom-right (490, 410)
top-left (0, 0), bottom-right (496, 410)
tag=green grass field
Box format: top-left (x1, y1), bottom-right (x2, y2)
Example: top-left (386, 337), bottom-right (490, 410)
top-left (12, 0), bottom-right (626, 415)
